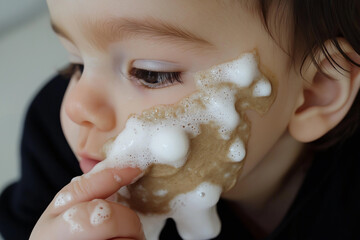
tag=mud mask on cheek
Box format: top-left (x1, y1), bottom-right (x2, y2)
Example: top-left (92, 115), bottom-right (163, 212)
top-left (89, 52), bottom-right (276, 240)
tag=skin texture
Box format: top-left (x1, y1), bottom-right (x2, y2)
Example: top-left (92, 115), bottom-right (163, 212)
top-left (31, 0), bottom-right (360, 239)
top-left (30, 168), bottom-right (145, 240)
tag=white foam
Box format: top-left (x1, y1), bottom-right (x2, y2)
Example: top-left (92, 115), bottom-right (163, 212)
top-left (63, 207), bottom-right (83, 233)
top-left (153, 189), bottom-right (168, 197)
top-left (227, 138), bottom-right (246, 162)
top-left (172, 183), bottom-right (222, 240)
top-left (150, 127), bottom-right (189, 168)
top-left (54, 192), bottom-right (73, 208)
top-left (253, 78), bottom-right (272, 97)
top-left (90, 200), bottom-right (111, 226)
top-left (139, 182), bottom-right (222, 240)
top-left (114, 174), bottom-right (122, 183)
top-left (208, 54), bottom-right (259, 87)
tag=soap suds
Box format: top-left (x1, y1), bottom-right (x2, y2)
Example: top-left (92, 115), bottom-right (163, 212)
top-left (139, 182), bottom-right (222, 240)
top-left (253, 78), bottom-right (272, 97)
top-left (55, 192), bottom-right (73, 208)
top-left (90, 200), bottom-right (111, 226)
top-left (150, 127), bottom-right (189, 167)
top-left (63, 207), bottom-right (83, 233)
top-left (153, 189), bottom-right (168, 197)
top-left (227, 138), bottom-right (246, 162)
top-left (114, 174), bottom-right (122, 183)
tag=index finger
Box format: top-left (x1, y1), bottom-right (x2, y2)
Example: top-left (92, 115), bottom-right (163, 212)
top-left (49, 167), bottom-right (142, 215)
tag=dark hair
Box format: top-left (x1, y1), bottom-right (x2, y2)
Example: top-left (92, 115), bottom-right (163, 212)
top-left (258, 0), bottom-right (360, 148)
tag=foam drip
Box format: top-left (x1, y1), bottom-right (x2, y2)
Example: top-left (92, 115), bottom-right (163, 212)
top-left (139, 182), bottom-right (222, 240)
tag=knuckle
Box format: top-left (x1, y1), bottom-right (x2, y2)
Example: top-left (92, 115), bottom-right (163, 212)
top-left (71, 178), bottom-right (93, 199)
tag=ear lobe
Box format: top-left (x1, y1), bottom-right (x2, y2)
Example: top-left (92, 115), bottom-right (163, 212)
top-left (289, 40), bottom-right (360, 143)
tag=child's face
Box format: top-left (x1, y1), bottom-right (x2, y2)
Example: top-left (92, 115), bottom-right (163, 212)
top-left (50, 0), bottom-right (304, 199)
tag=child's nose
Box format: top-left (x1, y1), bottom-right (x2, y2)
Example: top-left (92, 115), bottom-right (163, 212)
top-left (64, 78), bottom-right (116, 131)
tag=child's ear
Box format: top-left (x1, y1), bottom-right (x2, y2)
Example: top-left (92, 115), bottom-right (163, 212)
top-left (289, 39), bottom-right (360, 143)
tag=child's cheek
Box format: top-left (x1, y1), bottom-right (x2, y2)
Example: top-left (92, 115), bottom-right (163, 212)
top-left (238, 67), bottom-right (303, 181)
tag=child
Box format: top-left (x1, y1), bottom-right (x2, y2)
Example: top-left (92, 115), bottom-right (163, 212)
top-left (1, 0), bottom-right (359, 239)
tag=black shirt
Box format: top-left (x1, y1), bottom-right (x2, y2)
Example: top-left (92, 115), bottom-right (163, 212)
top-left (0, 74), bottom-right (359, 240)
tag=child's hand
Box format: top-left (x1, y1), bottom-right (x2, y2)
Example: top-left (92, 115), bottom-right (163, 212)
top-left (30, 168), bottom-right (145, 240)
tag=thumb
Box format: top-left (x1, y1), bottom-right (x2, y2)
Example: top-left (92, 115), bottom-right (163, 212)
top-left (50, 167), bottom-right (142, 214)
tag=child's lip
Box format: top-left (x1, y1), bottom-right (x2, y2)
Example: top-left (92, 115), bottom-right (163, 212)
top-left (78, 153), bottom-right (102, 174)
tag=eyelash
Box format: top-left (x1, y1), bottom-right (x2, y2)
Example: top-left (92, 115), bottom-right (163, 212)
top-left (129, 68), bottom-right (182, 89)
top-left (59, 63), bottom-right (183, 89)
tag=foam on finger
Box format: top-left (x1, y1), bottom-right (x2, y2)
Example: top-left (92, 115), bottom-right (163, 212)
top-left (63, 207), bottom-right (83, 233)
top-left (55, 192), bottom-right (73, 208)
top-left (90, 200), bottom-right (111, 226)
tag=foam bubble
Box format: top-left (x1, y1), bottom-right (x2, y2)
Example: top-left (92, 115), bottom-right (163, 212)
top-left (207, 53), bottom-right (258, 87)
top-left (150, 127), bottom-right (189, 168)
top-left (172, 182), bottom-right (222, 210)
top-left (227, 138), bottom-right (246, 162)
top-left (114, 174), bottom-right (122, 183)
top-left (90, 200), bottom-right (111, 226)
top-left (63, 207), bottom-right (83, 233)
top-left (153, 189), bottom-right (168, 197)
top-left (54, 192), bottom-right (73, 208)
top-left (253, 78), bottom-right (272, 97)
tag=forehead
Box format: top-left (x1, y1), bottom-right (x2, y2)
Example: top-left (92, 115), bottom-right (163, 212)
top-left (47, 0), bottom-right (257, 48)
top-left (46, 0), bottom-right (241, 27)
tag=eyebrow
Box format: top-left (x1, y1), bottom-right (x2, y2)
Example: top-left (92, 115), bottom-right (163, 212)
top-left (50, 17), bottom-right (215, 51)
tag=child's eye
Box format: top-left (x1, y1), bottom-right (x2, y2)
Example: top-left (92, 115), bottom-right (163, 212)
top-left (59, 63), bottom-right (84, 79)
top-left (129, 68), bottom-right (183, 89)
top-left (58, 64), bottom-right (182, 89)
